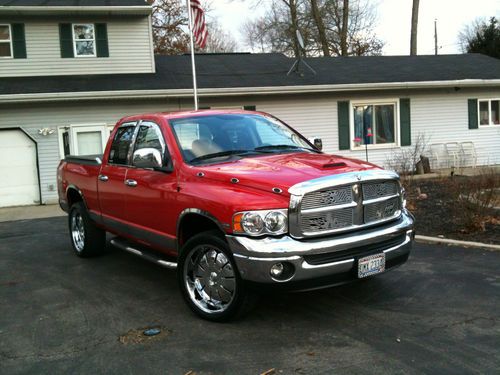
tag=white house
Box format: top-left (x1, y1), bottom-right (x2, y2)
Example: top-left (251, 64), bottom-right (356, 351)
top-left (1, 0), bottom-right (499, 208)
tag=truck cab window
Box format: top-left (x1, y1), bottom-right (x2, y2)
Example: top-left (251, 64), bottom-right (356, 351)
top-left (108, 124), bottom-right (135, 165)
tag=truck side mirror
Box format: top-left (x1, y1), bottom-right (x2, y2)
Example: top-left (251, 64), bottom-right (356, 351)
top-left (133, 148), bottom-right (163, 169)
top-left (309, 137), bottom-right (323, 151)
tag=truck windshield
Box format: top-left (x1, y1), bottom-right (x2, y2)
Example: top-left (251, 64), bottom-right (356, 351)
top-left (169, 113), bottom-right (318, 164)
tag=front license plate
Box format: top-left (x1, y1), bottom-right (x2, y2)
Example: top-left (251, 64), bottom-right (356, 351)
top-left (358, 253), bottom-right (386, 278)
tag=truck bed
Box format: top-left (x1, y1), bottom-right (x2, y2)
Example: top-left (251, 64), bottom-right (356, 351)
top-left (58, 154), bottom-right (104, 213)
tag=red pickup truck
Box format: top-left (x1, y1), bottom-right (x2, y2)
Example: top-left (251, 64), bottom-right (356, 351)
top-left (58, 110), bottom-right (414, 321)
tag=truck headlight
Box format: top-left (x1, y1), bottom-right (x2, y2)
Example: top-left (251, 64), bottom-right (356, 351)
top-left (265, 211), bottom-right (287, 232)
top-left (233, 209), bottom-right (288, 236)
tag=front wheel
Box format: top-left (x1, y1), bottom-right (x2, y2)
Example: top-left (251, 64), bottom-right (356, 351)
top-left (177, 230), bottom-right (254, 322)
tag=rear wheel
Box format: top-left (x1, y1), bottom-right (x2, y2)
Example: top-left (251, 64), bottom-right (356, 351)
top-left (68, 202), bottom-right (106, 257)
top-left (177, 230), bottom-right (254, 322)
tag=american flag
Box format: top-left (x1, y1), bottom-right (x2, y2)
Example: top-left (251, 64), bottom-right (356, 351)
top-left (189, 0), bottom-right (208, 49)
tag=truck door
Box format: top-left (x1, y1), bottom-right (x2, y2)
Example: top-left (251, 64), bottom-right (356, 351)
top-left (98, 122), bottom-right (137, 226)
top-left (123, 121), bottom-right (178, 253)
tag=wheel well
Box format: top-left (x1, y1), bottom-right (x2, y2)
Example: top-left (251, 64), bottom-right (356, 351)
top-left (178, 213), bottom-right (223, 248)
top-left (67, 188), bottom-right (83, 208)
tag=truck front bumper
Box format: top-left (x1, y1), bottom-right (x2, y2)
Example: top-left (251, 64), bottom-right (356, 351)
top-left (226, 210), bottom-right (415, 291)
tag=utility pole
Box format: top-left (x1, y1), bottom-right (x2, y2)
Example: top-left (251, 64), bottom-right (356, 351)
top-left (434, 19), bottom-right (438, 55)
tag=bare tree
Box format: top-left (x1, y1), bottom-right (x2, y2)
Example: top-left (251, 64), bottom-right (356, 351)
top-left (242, 0), bottom-right (383, 57)
top-left (310, 0), bottom-right (330, 56)
top-left (323, 0), bottom-right (383, 56)
top-left (410, 0), bottom-right (419, 55)
top-left (203, 21), bottom-right (238, 53)
top-left (152, 0), bottom-right (189, 55)
top-left (242, 2), bottom-right (311, 56)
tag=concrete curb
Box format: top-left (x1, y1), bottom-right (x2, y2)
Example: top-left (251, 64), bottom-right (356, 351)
top-left (415, 235), bottom-right (500, 251)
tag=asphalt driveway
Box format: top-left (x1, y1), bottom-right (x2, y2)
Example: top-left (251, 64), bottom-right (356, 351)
top-left (1, 217), bottom-right (499, 374)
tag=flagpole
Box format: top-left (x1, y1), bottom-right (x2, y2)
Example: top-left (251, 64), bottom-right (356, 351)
top-left (186, 0), bottom-right (199, 110)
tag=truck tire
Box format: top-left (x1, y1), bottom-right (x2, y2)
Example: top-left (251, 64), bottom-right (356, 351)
top-left (68, 202), bottom-right (106, 258)
top-left (177, 230), bottom-right (255, 322)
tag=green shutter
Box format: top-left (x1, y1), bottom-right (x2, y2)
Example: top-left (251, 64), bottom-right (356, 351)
top-left (11, 23), bottom-right (27, 59)
top-left (243, 105), bottom-right (256, 111)
top-left (59, 23), bottom-right (74, 58)
top-left (400, 98), bottom-right (411, 146)
top-left (468, 99), bottom-right (478, 129)
top-left (95, 23), bottom-right (109, 58)
top-left (337, 101), bottom-right (350, 150)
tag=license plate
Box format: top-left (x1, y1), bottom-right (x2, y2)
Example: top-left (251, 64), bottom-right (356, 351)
top-left (358, 253), bottom-right (385, 278)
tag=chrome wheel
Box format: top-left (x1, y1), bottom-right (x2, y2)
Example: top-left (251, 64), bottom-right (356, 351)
top-left (184, 245), bottom-right (236, 314)
top-left (70, 210), bottom-right (85, 253)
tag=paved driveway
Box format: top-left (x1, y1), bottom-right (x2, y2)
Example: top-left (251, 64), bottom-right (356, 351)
top-left (1, 217), bottom-right (499, 374)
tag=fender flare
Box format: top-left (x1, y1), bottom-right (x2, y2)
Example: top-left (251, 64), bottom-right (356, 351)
top-left (65, 184), bottom-right (89, 211)
top-left (176, 208), bottom-right (227, 249)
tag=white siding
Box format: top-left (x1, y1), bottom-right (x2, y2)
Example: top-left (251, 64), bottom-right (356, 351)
top-left (1, 88), bottom-right (499, 204)
top-left (192, 89), bottom-right (500, 167)
top-left (0, 17), bottom-right (155, 77)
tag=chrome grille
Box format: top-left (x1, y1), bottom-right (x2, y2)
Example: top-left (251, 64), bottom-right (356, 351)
top-left (364, 197), bottom-right (400, 223)
top-left (293, 176), bottom-right (401, 237)
top-left (301, 207), bottom-right (354, 233)
top-left (301, 186), bottom-right (352, 210)
top-left (362, 181), bottom-right (399, 200)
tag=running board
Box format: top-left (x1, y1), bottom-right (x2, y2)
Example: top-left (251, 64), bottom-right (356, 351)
top-left (110, 237), bottom-right (177, 269)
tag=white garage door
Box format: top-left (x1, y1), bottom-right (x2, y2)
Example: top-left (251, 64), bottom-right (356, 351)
top-left (0, 130), bottom-right (40, 207)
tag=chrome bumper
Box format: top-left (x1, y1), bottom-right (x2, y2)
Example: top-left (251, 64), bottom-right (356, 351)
top-left (226, 210), bottom-right (414, 287)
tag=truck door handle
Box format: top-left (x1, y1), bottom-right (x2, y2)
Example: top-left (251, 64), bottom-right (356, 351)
top-left (98, 174), bottom-right (109, 182)
top-left (124, 179), bottom-right (138, 187)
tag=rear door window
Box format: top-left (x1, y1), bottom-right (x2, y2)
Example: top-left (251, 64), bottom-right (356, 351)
top-left (108, 122), bottom-right (136, 165)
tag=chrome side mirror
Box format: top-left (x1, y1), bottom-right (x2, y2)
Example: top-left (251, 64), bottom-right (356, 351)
top-left (309, 137), bottom-right (323, 151)
top-left (133, 148), bottom-right (163, 169)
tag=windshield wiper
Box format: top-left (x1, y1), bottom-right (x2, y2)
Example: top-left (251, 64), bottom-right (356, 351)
top-left (190, 149), bottom-right (256, 163)
top-left (254, 144), bottom-right (319, 153)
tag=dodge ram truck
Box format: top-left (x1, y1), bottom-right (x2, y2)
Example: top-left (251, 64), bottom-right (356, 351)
top-left (58, 110), bottom-right (415, 321)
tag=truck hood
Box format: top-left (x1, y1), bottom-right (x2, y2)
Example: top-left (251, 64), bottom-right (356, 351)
top-left (192, 152), bottom-right (380, 196)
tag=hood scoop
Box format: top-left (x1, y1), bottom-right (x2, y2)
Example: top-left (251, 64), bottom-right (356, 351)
top-left (322, 162), bottom-right (347, 169)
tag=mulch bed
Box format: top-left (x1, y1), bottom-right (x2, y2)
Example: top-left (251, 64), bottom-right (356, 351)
top-left (406, 176), bottom-right (499, 245)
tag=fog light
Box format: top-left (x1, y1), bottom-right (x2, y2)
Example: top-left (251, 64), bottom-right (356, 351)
top-left (269, 262), bottom-right (295, 282)
top-left (270, 263), bottom-right (284, 277)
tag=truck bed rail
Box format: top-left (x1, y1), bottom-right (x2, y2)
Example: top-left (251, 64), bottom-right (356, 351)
top-left (64, 154), bottom-right (103, 165)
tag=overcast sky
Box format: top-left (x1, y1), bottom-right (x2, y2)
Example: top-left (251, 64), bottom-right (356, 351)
top-left (208, 0), bottom-right (500, 55)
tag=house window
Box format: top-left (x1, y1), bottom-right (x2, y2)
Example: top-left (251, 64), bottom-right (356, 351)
top-left (351, 101), bottom-right (397, 148)
top-left (479, 99), bottom-right (500, 126)
top-left (72, 24), bottom-right (96, 57)
top-left (0, 24), bottom-right (12, 58)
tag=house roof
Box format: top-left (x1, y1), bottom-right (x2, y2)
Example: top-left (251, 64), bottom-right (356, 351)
top-left (0, 0), bottom-right (151, 15)
top-left (0, 0), bottom-right (148, 6)
top-left (2, 53), bottom-right (500, 101)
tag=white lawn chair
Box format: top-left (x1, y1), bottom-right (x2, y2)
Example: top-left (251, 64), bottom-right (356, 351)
top-left (429, 143), bottom-right (450, 170)
top-left (459, 142), bottom-right (477, 168)
top-left (445, 142), bottom-right (462, 168)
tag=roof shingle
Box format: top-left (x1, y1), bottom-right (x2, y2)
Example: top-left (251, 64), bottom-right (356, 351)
top-left (2, 53), bottom-right (500, 96)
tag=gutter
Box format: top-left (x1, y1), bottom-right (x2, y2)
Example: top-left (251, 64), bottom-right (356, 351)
top-left (1, 79), bottom-right (500, 104)
top-left (0, 6), bottom-right (152, 16)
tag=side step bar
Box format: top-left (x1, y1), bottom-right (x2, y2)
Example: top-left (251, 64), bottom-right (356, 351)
top-left (110, 237), bottom-right (177, 269)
